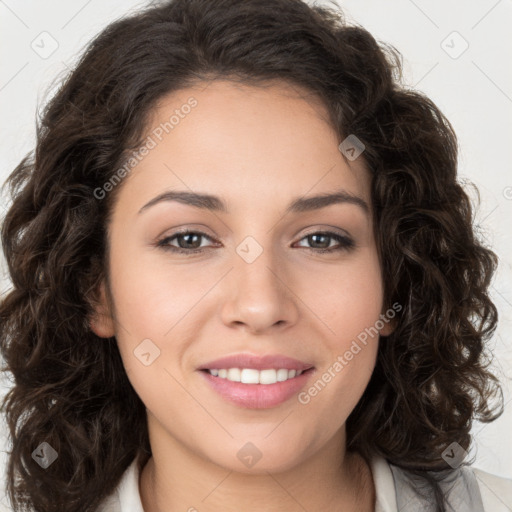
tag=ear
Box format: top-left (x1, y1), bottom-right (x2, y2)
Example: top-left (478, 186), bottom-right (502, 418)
top-left (88, 280), bottom-right (116, 338)
top-left (379, 320), bottom-right (394, 337)
top-left (378, 309), bottom-right (397, 337)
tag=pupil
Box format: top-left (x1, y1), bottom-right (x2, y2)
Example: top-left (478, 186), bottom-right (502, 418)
top-left (311, 234), bottom-right (328, 248)
top-left (182, 233), bottom-right (200, 248)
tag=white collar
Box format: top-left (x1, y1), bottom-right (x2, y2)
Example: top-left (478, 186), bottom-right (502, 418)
top-left (112, 453), bottom-right (398, 512)
top-left (370, 454), bottom-right (398, 511)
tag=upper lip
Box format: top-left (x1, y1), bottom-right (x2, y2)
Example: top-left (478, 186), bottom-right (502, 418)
top-left (197, 353), bottom-right (314, 371)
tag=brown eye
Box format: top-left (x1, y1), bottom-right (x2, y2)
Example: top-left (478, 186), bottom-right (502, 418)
top-left (295, 232), bottom-right (355, 253)
top-left (156, 230), bottom-right (215, 253)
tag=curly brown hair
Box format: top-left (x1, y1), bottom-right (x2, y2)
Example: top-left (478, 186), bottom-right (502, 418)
top-left (0, 0), bottom-right (503, 511)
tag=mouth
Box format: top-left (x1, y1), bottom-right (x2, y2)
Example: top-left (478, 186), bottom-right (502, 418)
top-left (197, 353), bottom-right (315, 409)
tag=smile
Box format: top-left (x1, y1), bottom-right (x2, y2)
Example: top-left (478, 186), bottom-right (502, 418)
top-left (206, 367), bottom-right (305, 384)
top-left (199, 366), bottom-right (315, 409)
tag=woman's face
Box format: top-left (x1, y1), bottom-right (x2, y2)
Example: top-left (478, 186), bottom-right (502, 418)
top-left (91, 79), bottom-right (391, 473)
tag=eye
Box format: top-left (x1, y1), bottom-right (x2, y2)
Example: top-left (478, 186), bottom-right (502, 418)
top-left (155, 229), bottom-right (355, 254)
top-left (294, 231), bottom-right (355, 253)
top-left (156, 229), bottom-right (217, 254)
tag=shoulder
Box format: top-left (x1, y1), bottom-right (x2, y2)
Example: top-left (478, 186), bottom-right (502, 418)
top-left (472, 467), bottom-right (512, 512)
top-left (95, 493), bottom-right (122, 512)
top-left (371, 454), bottom-right (512, 512)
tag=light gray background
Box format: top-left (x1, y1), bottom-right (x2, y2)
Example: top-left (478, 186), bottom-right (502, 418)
top-left (1, 0), bottom-right (511, 509)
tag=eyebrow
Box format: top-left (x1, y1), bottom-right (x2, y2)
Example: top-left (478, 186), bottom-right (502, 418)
top-left (138, 189), bottom-right (369, 215)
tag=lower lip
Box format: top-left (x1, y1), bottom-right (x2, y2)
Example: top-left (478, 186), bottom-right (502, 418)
top-left (199, 369), bottom-right (315, 409)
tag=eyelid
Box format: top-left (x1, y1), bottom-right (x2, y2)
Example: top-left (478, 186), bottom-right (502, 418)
top-left (157, 224), bottom-right (353, 240)
top-left (300, 225), bottom-right (352, 239)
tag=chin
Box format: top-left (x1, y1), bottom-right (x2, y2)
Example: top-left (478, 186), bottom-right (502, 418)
top-left (204, 439), bottom-right (312, 475)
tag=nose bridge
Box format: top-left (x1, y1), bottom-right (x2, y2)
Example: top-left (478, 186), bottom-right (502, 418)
top-left (220, 233), bottom-right (298, 332)
top-left (236, 234), bottom-right (281, 293)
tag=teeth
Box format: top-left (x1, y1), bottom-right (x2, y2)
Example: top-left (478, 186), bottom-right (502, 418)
top-left (241, 368), bottom-right (260, 384)
top-left (227, 368), bottom-right (241, 382)
top-left (259, 369), bottom-right (277, 385)
top-left (207, 368), bottom-right (305, 384)
top-left (277, 369), bottom-right (289, 382)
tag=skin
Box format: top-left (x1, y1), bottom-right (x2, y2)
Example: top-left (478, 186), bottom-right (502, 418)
top-left (90, 79), bottom-right (393, 512)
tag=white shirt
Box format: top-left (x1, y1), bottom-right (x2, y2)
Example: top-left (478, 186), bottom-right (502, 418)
top-left (96, 454), bottom-right (512, 511)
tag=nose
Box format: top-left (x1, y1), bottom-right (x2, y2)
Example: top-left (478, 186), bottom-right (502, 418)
top-left (219, 240), bottom-right (300, 334)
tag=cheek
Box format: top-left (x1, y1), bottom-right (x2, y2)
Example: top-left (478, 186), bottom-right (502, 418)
top-left (339, 275), bottom-right (383, 343)
top-left (298, 260), bottom-right (382, 422)
top-left (108, 239), bottom-right (205, 336)
top-left (314, 252), bottom-right (384, 344)
top-left (107, 245), bottom-right (220, 387)
top-left (306, 252), bottom-right (383, 403)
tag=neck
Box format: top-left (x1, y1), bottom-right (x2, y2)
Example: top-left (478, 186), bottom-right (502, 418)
top-left (139, 417), bottom-right (375, 512)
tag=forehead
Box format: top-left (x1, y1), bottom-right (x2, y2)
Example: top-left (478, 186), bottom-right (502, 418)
top-left (114, 79), bottom-right (372, 215)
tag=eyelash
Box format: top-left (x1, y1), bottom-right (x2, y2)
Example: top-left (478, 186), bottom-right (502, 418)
top-left (155, 229), bottom-right (355, 255)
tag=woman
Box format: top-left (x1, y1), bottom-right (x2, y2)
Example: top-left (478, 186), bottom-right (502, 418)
top-left (1, 0), bottom-right (510, 511)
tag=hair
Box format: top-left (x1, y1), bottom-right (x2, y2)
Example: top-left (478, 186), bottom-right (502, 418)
top-left (0, 0), bottom-right (504, 511)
